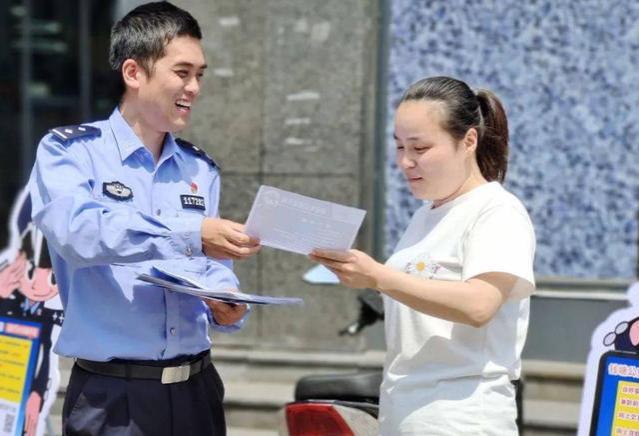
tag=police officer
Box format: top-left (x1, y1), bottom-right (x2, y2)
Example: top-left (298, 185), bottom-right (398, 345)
top-left (28, 2), bottom-right (261, 435)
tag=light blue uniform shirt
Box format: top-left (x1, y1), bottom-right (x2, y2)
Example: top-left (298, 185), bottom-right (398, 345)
top-left (29, 108), bottom-right (246, 362)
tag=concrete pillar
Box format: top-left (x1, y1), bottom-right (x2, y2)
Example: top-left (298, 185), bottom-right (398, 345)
top-left (179, 0), bottom-right (381, 351)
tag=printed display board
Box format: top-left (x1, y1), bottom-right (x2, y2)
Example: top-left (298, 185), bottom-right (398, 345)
top-left (591, 351), bottom-right (639, 436)
top-left (0, 317), bottom-right (40, 436)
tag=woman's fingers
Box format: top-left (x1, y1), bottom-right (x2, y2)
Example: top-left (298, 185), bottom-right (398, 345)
top-left (309, 255), bottom-right (349, 273)
top-left (310, 249), bottom-right (353, 262)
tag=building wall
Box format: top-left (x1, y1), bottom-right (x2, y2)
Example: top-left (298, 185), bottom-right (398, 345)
top-left (174, 0), bottom-right (639, 354)
top-left (385, 0), bottom-right (639, 280)
top-left (178, 0), bottom-right (381, 350)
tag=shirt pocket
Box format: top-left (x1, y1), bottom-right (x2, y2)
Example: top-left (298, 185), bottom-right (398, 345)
top-left (92, 192), bottom-right (136, 211)
top-left (177, 207), bottom-right (207, 218)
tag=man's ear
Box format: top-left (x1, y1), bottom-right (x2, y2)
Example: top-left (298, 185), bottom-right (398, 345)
top-left (121, 59), bottom-right (145, 90)
top-left (463, 127), bottom-right (478, 153)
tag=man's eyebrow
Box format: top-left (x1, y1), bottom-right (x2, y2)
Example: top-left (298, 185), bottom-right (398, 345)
top-left (173, 62), bottom-right (208, 69)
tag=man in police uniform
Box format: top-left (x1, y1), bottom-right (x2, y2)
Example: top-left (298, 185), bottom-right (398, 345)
top-left (28, 2), bottom-right (261, 435)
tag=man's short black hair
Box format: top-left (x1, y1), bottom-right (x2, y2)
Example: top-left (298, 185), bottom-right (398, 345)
top-left (109, 1), bottom-right (202, 75)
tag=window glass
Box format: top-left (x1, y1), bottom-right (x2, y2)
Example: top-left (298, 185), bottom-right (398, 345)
top-left (0, 0), bottom-right (117, 247)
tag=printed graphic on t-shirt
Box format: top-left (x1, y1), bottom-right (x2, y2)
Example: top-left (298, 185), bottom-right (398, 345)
top-left (403, 254), bottom-right (462, 281)
top-left (404, 254), bottom-right (440, 279)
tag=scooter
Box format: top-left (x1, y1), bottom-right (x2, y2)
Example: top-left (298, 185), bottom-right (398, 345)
top-left (279, 289), bottom-right (524, 435)
top-left (280, 290), bottom-right (384, 435)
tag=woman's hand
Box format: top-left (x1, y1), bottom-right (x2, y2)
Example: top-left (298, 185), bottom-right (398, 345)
top-left (309, 249), bottom-right (383, 289)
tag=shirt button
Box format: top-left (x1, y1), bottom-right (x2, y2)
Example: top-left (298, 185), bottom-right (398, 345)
top-left (185, 246), bottom-right (193, 257)
top-left (170, 327), bottom-right (176, 335)
top-left (156, 209), bottom-right (162, 216)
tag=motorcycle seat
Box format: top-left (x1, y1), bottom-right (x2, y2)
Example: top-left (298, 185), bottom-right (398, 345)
top-left (294, 371), bottom-right (382, 402)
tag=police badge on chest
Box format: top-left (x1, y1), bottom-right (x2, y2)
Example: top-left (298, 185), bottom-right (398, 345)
top-left (103, 181), bottom-right (133, 201)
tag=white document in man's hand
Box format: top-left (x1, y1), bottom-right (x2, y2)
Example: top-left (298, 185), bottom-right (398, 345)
top-left (244, 185), bottom-right (366, 255)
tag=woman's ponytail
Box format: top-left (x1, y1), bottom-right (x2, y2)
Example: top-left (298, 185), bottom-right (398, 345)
top-left (475, 89), bottom-right (509, 182)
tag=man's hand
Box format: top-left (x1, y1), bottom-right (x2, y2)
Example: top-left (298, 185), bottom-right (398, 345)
top-left (201, 218), bottom-right (261, 260)
top-left (204, 299), bottom-right (248, 325)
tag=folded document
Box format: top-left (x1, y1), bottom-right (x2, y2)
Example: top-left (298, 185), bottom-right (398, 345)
top-left (138, 267), bottom-right (303, 306)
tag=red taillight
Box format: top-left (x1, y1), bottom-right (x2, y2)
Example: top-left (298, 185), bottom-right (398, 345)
top-left (286, 403), bottom-right (355, 436)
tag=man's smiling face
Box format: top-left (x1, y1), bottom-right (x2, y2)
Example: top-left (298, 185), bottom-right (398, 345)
top-left (136, 36), bottom-right (207, 133)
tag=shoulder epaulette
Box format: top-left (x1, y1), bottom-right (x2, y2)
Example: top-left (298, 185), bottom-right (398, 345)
top-left (176, 138), bottom-right (219, 169)
top-left (49, 125), bottom-right (101, 142)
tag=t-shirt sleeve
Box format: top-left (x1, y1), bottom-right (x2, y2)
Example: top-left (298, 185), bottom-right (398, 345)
top-left (462, 204), bottom-right (536, 299)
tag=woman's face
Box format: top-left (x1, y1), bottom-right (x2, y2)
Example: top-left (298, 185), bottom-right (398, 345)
top-left (394, 100), bottom-right (474, 203)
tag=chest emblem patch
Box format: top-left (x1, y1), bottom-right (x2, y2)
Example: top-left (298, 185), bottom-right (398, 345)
top-left (181, 195), bottom-right (205, 210)
top-left (103, 181), bottom-right (133, 201)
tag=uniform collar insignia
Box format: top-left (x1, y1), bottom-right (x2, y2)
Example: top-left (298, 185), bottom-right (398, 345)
top-left (103, 181), bottom-right (134, 201)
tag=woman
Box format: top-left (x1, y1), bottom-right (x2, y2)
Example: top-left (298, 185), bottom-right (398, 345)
top-left (311, 76), bottom-right (535, 435)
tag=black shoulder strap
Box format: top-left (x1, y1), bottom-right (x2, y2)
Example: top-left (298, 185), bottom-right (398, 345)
top-left (49, 125), bottom-right (101, 142)
top-left (175, 138), bottom-right (219, 169)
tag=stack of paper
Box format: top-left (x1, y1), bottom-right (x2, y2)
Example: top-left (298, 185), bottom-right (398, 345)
top-left (138, 267), bottom-right (303, 306)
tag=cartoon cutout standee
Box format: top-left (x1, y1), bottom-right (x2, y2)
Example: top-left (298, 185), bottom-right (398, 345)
top-left (578, 282), bottom-right (639, 435)
top-left (0, 188), bottom-right (63, 436)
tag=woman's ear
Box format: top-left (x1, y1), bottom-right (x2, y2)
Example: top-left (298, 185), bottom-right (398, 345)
top-left (121, 59), bottom-right (143, 90)
top-left (463, 128), bottom-right (478, 154)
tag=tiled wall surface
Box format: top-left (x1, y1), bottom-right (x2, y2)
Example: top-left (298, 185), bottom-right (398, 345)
top-left (385, 0), bottom-right (639, 279)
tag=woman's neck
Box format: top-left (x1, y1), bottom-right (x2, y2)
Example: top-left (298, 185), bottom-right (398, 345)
top-left (431, 172), bottom-right (488, 209)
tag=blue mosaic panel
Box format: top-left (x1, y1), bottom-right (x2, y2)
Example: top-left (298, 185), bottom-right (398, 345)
top-left (385, 0), bottom-right (639, 279)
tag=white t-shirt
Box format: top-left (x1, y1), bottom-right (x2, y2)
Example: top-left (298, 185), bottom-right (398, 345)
top-left (379, 182), bottom-right (536, 435)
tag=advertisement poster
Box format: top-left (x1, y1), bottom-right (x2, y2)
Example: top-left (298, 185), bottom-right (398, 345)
top-left (0, 317), bottom-right (40, 436)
